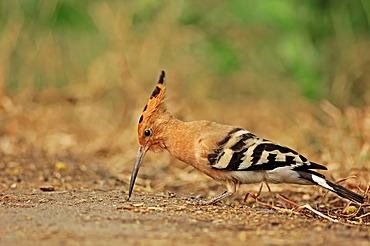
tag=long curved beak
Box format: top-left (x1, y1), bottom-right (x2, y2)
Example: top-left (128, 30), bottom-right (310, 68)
top-left (128, 145), bottom-right (149, 198)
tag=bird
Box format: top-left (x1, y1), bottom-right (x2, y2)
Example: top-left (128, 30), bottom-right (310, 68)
top-left (128, 71), bottom-right (365, 205)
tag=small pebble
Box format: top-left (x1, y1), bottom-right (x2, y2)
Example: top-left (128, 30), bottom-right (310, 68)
top-left (40, 186), bottom-right (55, 192)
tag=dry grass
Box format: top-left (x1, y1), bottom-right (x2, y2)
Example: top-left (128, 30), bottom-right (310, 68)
top-left (1, 84), bottom-right (369, 223)
top-left (0, 1), bottom-right (369, 224)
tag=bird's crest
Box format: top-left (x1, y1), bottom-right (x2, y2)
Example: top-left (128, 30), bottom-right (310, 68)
top-left (138, 70), bottom-right (166, 135)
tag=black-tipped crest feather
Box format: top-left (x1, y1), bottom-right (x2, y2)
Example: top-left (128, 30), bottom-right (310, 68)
top-left (158, 70), bottom-right (165, 84)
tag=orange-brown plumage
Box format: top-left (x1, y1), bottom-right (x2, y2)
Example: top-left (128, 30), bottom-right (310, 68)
top-left (128, 71), bottom-right (365, 204)
top-left (137, 71), bottom-right (167, 149)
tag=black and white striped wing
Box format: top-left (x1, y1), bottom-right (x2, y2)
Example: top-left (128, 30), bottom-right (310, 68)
top-left (207, 128), bottom-right (327, 173)
top-left (206, 127), bottom-right (365, 203)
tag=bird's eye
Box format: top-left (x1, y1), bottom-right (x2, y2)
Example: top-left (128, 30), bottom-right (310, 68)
top-left (144, 129), bottom-right (152, 137)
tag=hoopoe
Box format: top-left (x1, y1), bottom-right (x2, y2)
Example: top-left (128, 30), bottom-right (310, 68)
top-left (128, 71), bottom-right (365, 205)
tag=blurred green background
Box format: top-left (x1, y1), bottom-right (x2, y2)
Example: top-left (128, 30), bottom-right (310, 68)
top-left (1, 0), bottom-right (369, 103)
top-left (1, 1), bottom-right (370, 178)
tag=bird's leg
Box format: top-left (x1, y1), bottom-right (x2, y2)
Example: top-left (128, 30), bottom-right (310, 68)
top-left (264, 182), bottom-right (275, 205)
top-left (198, 181), bottom-right (237, 205)
top-left (244, 182), bottom-right (272, 203)
top-left (244, 182), bottom-right (263, 203)
top-left (265, 182), bottom-right (272, 193)
top-left (256, 182), bottom-right (264, 197)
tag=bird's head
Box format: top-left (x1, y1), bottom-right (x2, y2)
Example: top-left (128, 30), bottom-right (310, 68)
top-left (137, 70), bottom-right (167, 152)
top-left (129, 70), bottom-right (167, 198)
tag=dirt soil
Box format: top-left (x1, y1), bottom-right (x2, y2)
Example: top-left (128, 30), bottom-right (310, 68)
top-left (1, 155), bottom-right (369, 246)
top-left (1, 190), bottom-right (369, 246)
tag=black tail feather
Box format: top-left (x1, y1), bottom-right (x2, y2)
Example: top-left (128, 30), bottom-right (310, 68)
top-left (325, 180), bottom-right (364, 204)
top-left (298, 171), bottom-right (364, 204)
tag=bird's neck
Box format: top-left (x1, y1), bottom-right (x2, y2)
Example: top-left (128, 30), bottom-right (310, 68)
top-left (158, 112), bottom-right (197, 165)
top-left (156, 112), bottom-right (233, 181)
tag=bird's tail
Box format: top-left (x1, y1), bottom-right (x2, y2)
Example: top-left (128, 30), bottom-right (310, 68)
top-left (298, 171), bottom-right (364, 204)
top-left (323, 179), bottom-right (364, 204)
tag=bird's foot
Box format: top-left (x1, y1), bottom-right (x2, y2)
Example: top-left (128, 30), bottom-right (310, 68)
top-left (195, 198), bottom-right (224, 206)
top-left (195, 199), bottom-right (212, 206)
top-left (194, 191), bottom-right (233, 206)
top-left (188, 194), bottom-right (225, 205)
top-left (190, 196), bottom-right (218, 206)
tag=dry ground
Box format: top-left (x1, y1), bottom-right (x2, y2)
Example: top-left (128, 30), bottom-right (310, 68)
top-left (1, 88), bottom-right (370, 245)
top-left (0, 152), bottom-right (369, 246)
top-left (1, 189), bottom-right (370, 246)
